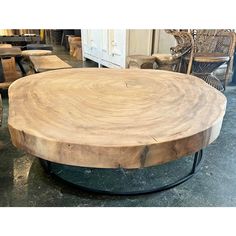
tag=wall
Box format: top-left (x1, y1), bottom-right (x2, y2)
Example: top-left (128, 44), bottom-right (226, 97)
top-left (153, 30), bottom-right (176, 54)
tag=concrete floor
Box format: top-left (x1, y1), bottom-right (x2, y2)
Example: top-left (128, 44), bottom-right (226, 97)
top-left (0, 46), bottom-right (236, 207)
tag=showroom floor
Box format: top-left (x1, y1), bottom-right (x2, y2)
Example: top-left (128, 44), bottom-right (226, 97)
top-left (0, 46), bottom-right (236, 207)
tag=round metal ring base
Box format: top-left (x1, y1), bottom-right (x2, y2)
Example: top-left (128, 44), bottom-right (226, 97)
top-left (40, 150), bottom-right (203, 196)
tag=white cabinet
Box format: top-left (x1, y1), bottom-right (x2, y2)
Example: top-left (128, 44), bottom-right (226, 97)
top-left (108, 30), bottom-right (126, 67)
top-left (88, 29), bottom-right (101, 59)
top-left (81, 29), bottom-right (153, 68)
top-left (101, 30), bottom-right (109, 62)
top-left (81, 29), bottom-right (101, 62)
top-left (100, 29), bottom-right (126, 68)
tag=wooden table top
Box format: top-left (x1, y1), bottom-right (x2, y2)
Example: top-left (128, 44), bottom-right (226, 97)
top-left (22, 50), bottom-right (52, 57)
top-left (8, 68), bottom-right (226, 169)
top-left (29, 55), bottom-right (72, 72)
top-left (0, 47), bottom-right (22, 58)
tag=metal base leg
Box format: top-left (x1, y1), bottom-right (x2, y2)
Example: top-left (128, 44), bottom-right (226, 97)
top-left (40, 150), bottom-right (204, 196)
top-left (15, 57), bottom-right (27, 76)
top-left (0, 59), bottom-right (5, 83)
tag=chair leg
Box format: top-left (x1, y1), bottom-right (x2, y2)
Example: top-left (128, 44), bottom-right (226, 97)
top-left (61, 31), bottom-right (65, 46)
top-left (224, 61), bottom-right (232, 90)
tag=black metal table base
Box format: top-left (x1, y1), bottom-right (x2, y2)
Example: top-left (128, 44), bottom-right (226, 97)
top-left (40, 150), bottom-right (203, 196)
top-left (15, 56), bottom-right (27, 76)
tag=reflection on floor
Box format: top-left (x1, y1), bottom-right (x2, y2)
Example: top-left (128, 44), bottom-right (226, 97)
top-left (1, 46), bottom-right (236, 206)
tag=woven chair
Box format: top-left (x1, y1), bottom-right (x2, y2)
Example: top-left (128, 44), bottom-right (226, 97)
top-left (187, 30), bottom-right (235, 91)
top-left (152, 30), bottom-right (194, 73)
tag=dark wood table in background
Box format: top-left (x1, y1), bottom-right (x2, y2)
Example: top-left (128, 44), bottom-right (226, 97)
top-left (0, 35), bottom-right (40, 45)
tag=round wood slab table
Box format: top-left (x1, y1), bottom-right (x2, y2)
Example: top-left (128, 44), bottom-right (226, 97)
top-left (8, 68), bottom-right (226, 195)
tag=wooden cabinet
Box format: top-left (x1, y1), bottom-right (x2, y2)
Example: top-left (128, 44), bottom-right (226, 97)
top-left (81, 29), bottom-right (153, 68)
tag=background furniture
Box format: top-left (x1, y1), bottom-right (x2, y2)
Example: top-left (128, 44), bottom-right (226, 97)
top-left (187, 30), bottom-right (235, 90)
top-left (231, 48), bottom-right (236, 84)
top-left (26, 43), bottom-right (53, 51)
top-left (29, 55), bottom-right (72, 72)
top-left (21, 50), bottom-right (53, 75)
top-left (0, 29), bottom-right (40, 36)
top-left (68, 36), bottom-right (82, 60)
top-left (0, 94), bottom-right (2, 126)
top-left (81, 29), bottom-right (154, 68)
top-left (127, 55), bottom-right (156, 69)
top-left (8, 68), bottom-right (226, 194)
top-left (0, 46), bottom-right (23, 89)
top-left (60, 29), bottom-right (81, 49)
top-left (152, 30), bottom-right (194, 73)
top-left (0, 35), bottom-right (40, 46)
top-left (22, 50), bottom-right (52, 57)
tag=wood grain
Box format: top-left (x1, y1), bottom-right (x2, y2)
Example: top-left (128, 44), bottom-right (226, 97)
top-left (29, 55), bottom-right (71, 72)
top-left (22, 50), bottom-right (52, 57)
top-left (0, 44), bottom-right (21, 84)
top-left (1, 57), bottom-right (21, 82)
top-left (8, 68), bottom-right (226, 169)
top-left (0, 47), bottom-right (21, 58)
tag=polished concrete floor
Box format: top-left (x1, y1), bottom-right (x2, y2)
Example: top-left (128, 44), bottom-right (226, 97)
top-left (0, 46), bottom-right (236, 207)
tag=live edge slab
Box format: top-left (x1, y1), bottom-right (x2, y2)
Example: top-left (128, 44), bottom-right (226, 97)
top-left (8, 68), bottom-right (226, 169)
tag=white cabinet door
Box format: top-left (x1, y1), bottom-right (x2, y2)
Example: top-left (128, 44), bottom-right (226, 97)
top-left (82, 29), bottom-right (127, 68)
top-left (81, 29), bottom-right (101, 60)
top-left (101, 30), bottom-right (110, 62)
top-left (89, 29), bottom-right (101, 59)
top-left (108, 29), bottom-right (126, 67)
top-left (81, 29), bottom-right (91, 56)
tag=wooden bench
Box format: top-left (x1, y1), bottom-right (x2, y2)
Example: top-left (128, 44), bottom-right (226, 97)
top-left (29, 55), bottom-right (72, 73)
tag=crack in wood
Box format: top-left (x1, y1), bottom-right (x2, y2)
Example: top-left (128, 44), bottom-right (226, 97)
top-left (151, 136), bottom-right (158, 142)
top-left (140, 146), bottom-right (149, 168)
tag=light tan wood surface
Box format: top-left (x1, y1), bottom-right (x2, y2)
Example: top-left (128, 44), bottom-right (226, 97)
top-left (0, 44), bottom-right (21, 86)
top-left (29, 55), bottom-right (71, 72)
top-left (0, 81), bottom-right (13, 89)
top-left (0, 47), bottom-right (21, 58)
top-left (1, 57), bottom-right (21, 82)
top-left (8, 68), bottom-right (226, 169)
top-left (22, 50), bottom-right (52, 57)
top-left (152, 53), bottom-right (174, 61)
top-left (0, 44), bottom-right (12, 48)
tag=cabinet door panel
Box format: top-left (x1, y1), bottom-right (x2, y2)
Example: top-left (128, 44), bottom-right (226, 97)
top-left (81, 29), bottom-right (91, 55)
top-left (109, 29), bottom-right (126, 67)
top-left (82, 29), bottom-right (101, 59)
top-left (101, 30), bottom-right (110, 62)
top-left (89, 29), bottom-right (101, 59)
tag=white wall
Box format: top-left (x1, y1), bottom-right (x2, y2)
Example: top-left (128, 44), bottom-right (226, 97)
top-left (153, 30), bottom-right (176, 54)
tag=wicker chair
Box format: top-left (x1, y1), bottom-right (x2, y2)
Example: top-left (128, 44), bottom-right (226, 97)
top-left (152, 30), bottom-right (194, 73)
top-left (186, 30), bottom-right (235, 91)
